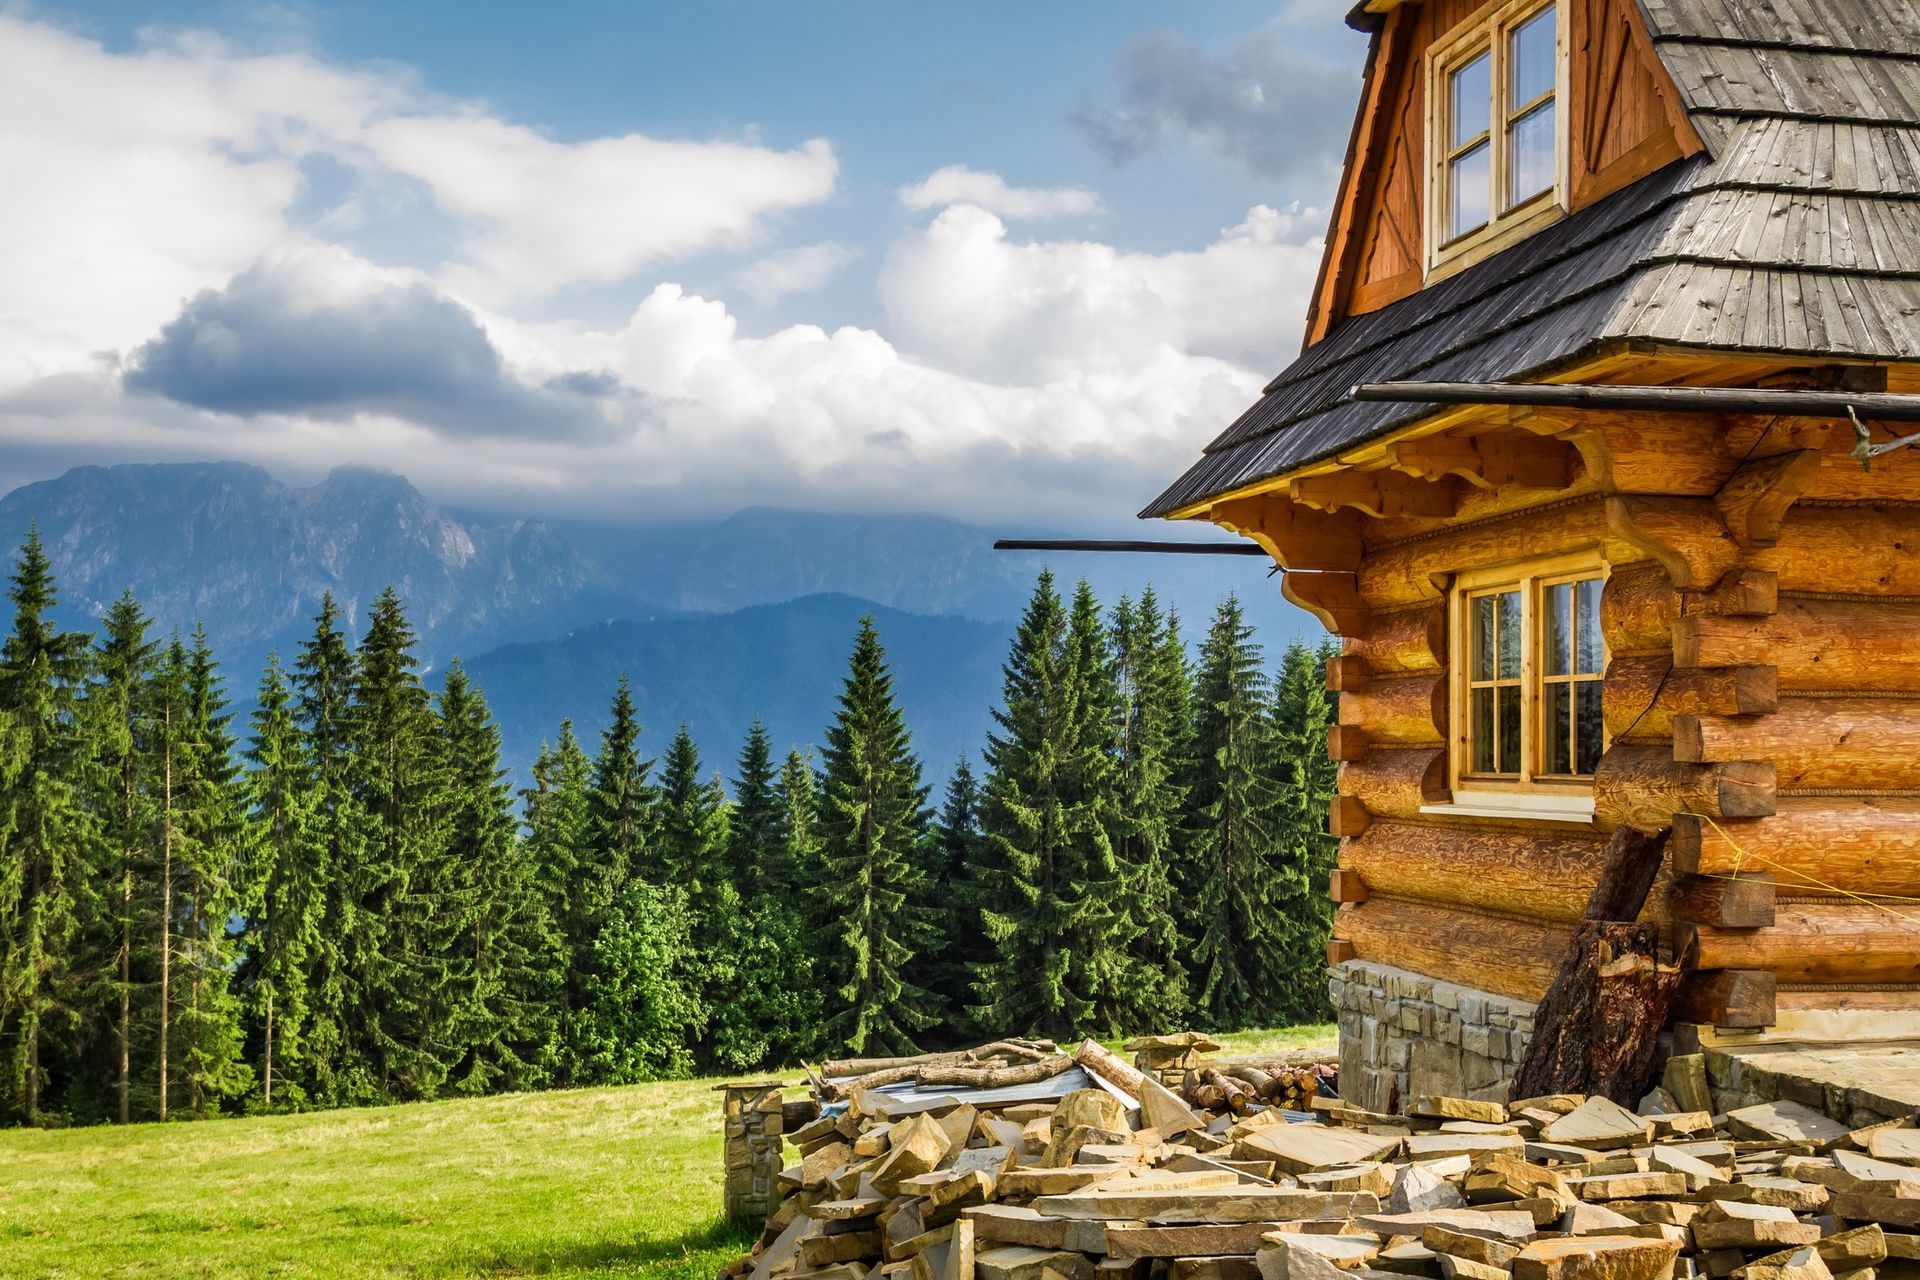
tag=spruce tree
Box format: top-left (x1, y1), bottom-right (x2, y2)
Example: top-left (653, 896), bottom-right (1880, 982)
top-left (648, 725), bottom-right (734, 1069)
top-left (0, 529), bottom-right (95, 1122)
top-left (773, 748), bottom-right (823, 899)
top-left (1267, 639), bottom-right (1342, 1023)
top-left (815, 618), bottom-right (936, 1056)
top-left (241, 654), bottom-right (321, 1109)
top-left (438, 662), bottom-right (558, 1093)
top-left (587, 675), bottom-right (652, 891)
top-left (293, 592), bottom-right (373, 1105)
top-left (973, 576), bottom-right (1132, 1039)
top-left (1181, 596), bottom-right (1284, 1028)
top-left (1109, 588), bottom-right (1191, 1025)
top-left (350, 587), bottom-right (454, 1099)
top-left (84, 592), bottom-right (157, 1123)
top-left (924, 757), bottom-right (984, 1046)
top-left (728, 719), bottom-right (781, 890)
top-left (172, 626), bottom-right (252, 1114)
top-left (521, 723), bottom-right (594, 1084)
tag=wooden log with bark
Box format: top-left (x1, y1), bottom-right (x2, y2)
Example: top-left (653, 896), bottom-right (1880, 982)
top-left (1508, 826), bottom-right (1684, 1106)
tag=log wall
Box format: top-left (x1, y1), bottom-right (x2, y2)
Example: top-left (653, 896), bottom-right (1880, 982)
top-left (1319, 420), bottom-right (1920, 1032)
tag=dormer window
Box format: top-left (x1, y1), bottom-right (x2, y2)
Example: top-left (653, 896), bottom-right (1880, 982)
top-left (1428, 0), bottom-right (1565, 274)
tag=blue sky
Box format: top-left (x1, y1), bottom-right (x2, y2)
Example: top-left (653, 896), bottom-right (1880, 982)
top-left (0, 1), bottom-right (1366, 528)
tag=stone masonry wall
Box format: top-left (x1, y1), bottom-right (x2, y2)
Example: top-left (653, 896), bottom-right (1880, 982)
top-left (1331, 959), bottom-right (1536, 1113)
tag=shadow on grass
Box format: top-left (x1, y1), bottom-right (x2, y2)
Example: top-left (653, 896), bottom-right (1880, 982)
top-left (469, 1214), bottom-right (759, 1278)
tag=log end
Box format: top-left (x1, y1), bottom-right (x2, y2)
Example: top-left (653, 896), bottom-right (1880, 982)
top-left (1671, 968), bottom-right (1776, 1029)
top-left (1327, 725), bottom-right (1369, 762)
top-left (1715, 761), bottom-right (1778, 819)
top-left (1330, 794), bottom-right (1372, 838)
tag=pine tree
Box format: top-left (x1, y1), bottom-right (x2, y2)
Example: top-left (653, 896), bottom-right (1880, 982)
top-left (172, 626), bottom-right (252, 1114)
top-left (973, 576), bottom-right (1132, 1039)
top-left (728, 719), bottom-right (781, 891)
top-left (1181, 596), bottom-right (1284, 1028)
top-left (521, 723), bottom-right (594, 1084)
top-left (1267, 639), bottom-right (1342, 1023)
top-left (646, 725), bottom-right (735, 1070)
top-left (0, 529), bottom-right (94, 1121)
top-left (1109, 588), bottom-right (1191, 1025)
top-left (773, 748), bottom-right (823, 900)
top-left (240, 653), bottom-right (321, 1109)
top-left (293, 592), bottom-right (373, 1105)
top-left (438, 662), bottom-right (559, 1094)
top-left (350, 587), bottom-right (454, 1100)
top-left (814, 618), bottom-right (936, 1056)
top-left (924, 757), bottom-right (984, 1046)
top-left (84, 592), bottom-right (157, 1123)
top-left (588, 675), bottom-right (652, 892)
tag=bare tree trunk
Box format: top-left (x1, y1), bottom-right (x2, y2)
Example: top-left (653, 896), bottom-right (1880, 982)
top-left (118, 766), bottom-right (133, 1125)
top-left (158, 710), bottom-right (172, 1124)
top-left (263, 987), bottom-right (273, 1108)
top-left (189, 887), bottom-right (203, 1116)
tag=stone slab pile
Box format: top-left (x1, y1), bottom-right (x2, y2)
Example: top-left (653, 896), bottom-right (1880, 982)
top-left (721, 1050), bottom-right (1920, 1280)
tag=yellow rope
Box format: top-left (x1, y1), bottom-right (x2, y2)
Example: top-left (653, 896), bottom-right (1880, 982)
top-left (1683, 810), bottom-right (1920, 927)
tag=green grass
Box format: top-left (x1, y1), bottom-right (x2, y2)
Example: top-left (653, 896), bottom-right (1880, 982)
top-left (0, 1028), bottom-right (1332, 1279)
top-left (0, 1079), bottom-right (757, 1280)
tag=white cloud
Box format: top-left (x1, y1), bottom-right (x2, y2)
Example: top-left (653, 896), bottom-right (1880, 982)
top-left (897, 166), bottom-right (1104, 220)
top-left (730, 242), bottom-right (862, 307)
top-left (0, 13), bottom-right (839, 387)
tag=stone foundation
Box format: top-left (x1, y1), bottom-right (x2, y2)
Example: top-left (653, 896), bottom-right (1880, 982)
top-left (1331, 959), bottom-right (1536, 1113)
top-left (718, 1081), bottom-right (785, 1221)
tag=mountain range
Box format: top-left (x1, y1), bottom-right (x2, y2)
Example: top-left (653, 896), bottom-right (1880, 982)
top-left (0, 462), bottom-right (1316, 781)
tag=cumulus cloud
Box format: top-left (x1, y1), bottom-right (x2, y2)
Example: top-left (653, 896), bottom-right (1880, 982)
top-left (1072, 27), bottom-right (1356, 187)
top-left (125, 246), bottom-right (613, 438)
top-left (897, 166), bottom-right (1104, 220)
top-left (731, 242), bottom-right (862, 307)
top-left (0, 13), bottom-right (838, 386)
top-left (880, 203), bottom-right (1325, 383)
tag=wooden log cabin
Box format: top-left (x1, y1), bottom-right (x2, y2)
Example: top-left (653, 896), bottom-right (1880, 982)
top-left (1143, 0), bottom-right (1920, 1109)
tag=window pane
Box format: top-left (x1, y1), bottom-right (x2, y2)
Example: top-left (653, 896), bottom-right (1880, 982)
top-left (1451, 50), bottom-right (1492, 147)
top-left (1543, 582), bottom-right (1571, 677)
top-left (1472, 688), bottom-right (1495, 773)
top-left (1473, 595), bottom-right (1495, 681)
top-left (1546, 683), bottom-right (1572, 774)
top-left (1449, 142), bottom-right (1491, 240)
top-left (1509, 6), bottom-right (1557, 108)
top-left (1575, 679), bottom-right (1603, 774)
top-left (1497, 685), bottom-right (1522, 774)
top-left (1496, 590), bottom-right (1521, 680)
top-left (1575, 577), bottom-right (1603, 674)
top-left (1506, 100), bottom-right (1556, 208)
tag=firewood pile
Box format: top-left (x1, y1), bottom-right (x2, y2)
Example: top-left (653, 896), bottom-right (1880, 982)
top-left (721, 1043), bottom-right (1920, 1280)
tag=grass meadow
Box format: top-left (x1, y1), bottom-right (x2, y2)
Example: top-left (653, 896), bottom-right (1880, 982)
top-left (0, 1027), bottom-right (1331, 1279)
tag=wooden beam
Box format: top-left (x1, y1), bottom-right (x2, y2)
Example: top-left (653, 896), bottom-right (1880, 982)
top-left (1601, 562), bottom-right (1681, 659)
top-left (1592, 744), bottom-right (1775, 832)
top-left (1687, 904), bottom-right (1920, 985)
top-left (1327, 938), bottom-right (1359, 965)
top-left (1329, 794), bottom-right (1373, 838)
top-left (1284, 571), bottom-right (1369, 637)
top-left (1388, 432), bottom-right (1578, 491)
top-left (1673, 800), bottom-right (1920, 899)
top-left (1757, 505), bottom-right (1920, 596)
top-left (1338, 673), bottom-right (1445, 747)
top-left (1693, 568), bottom-right (1777, 618)
top-left (1672, 873), bottom-right (1776, 929)
top-left (1336, 896), bottom-right (1568, 1003)
top-left (1346, 605), bottom-right (1446, 675)
top-left (1603, 657), bottom-right (1776, 743)
top-left (1675, 698), bottom-right (1920, 790)
top-left (1210, 497), bottom-right (1364, 572)
top-left (1329, 868), bottom-right (1370, 904)
top-left (1671, 969), bottom-right (1775, 1030)
top-left (1713, 450), bottom-right (1823, 547)
top-left (1676, 598), bottom-right (1920, 693)
top-left (1339, 820), bottom-right (1611, 924)
top-left (1339, 748), bottom-right (1449, 821)
top-left (1351, 380), bottom-right (1920, 425)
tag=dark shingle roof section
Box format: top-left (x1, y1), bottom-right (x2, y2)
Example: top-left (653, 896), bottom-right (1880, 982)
top-left (1143, 0), bottom-right (1920, 519)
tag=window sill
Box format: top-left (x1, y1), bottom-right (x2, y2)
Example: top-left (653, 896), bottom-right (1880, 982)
top-left (1420, 789), bottom-right (1595, 824)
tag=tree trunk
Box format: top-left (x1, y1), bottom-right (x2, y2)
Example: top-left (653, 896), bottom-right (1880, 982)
top-left (1508, 826), bottom-right (1682, 1106)
top-left (159, 713), bottom-right (172, 1124)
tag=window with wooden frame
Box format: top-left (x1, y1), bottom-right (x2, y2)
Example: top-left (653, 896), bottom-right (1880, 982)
top-left (1426, 0), bottom-right (1565, 274)
top-left (1437, 553), bottom-right (1607, 820)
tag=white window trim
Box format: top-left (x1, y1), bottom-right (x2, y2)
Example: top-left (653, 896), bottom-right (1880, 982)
top-left (1424, 0), bottom-right (1569, 278)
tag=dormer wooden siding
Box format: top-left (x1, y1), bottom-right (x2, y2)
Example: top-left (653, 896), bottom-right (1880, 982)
top-left (1308, 0), bottom-right (1703, 345)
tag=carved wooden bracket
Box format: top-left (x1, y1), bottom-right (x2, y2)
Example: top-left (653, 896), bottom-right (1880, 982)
top-left (1210, 496), bottom-right (1363, 572)
top-left (1284, 570), bottom-right (1369, 637)
top-left (1389, 431), bottom-right (1578, 491)
top-left (1290, 468), bottom-right (1459, 518)
top-left (1605, 496), bottom-right (1741, 590)
top-left (1712, 449), bottom-right (1822, 548)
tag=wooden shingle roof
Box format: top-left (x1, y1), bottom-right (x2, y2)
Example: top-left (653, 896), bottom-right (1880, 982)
top-left (1143, 0), bottom-right (1920, 520)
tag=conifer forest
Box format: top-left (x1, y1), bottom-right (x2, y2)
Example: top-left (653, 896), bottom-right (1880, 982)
top-left (0, 531), bottom-right (1338, 1127)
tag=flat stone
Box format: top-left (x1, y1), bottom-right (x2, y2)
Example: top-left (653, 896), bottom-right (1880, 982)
top-left (1412, 1098), bottom-right (1511, 1125)
top-left (1032, 1187), bottom-right (1381, 1224)
top-left (1511, 1235), bottom-right (1682, 1280)
top-left (1565, 1172), bottom-right (1687, 1202)
top-left (1698, 1177), bottom-right (1830, 1213)
top-left (1240, 1125), bottom-right (1404, 1175)
top-left (1737, 1245), bottom-right (1833, 1280)
top-left (1647, 1146), bottom-right (1727, 1192)
top-left (1465, 1154), bottom-right (1572, 1210)
top-left (1727, 1103), bottom-right (1851, 1148)
top-left (1103, 1223), bottom-right (1302, 1259)
top-left (1544, 1099), bottom-right (1656, 1152)
top-left (1865, 1131), bottom-right (1920, 1167)
top-left (1141, 1075), bottom-right (1206, 1138)
top-left (1408, 1134), bottom-right (1527, 1162)
top-left (1566, 1204), bottom-right (1640, 1236)
top-left (962, 1206), bottom-right (1068, 1251)
top-left (1353, 1210), bottom-right (1537, 1242)
top-left (1391, 1161), bottom-right (1469, 1213)
top-left (1423, 1226), bottom-right (1522, 1267)
top-left (1302, 1164), bottom-right (1396, 1197)
top-left (1753, 1224), bottom-right (1888, 1274)
top-left (1831, 1192), bottom-right (1920, 1230)
top-left (1257, 1236), bottom-right (1358, 1280)
top-left (975, 1245), bottom-right (1090, 1280)
top-left (1691, 1201), bottom-right (1824, 1250)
